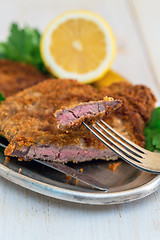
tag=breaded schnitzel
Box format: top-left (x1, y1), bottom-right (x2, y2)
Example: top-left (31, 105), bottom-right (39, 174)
top-left (0, 79), bottom-right (156, 163)
top-left (0, 59), bottom-right (47, 97)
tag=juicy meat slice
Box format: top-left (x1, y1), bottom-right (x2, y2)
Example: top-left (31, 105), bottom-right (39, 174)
top-left (55, 97), bottom-right (122, 129)
top-left (0, 79), bottom-right (156, 163)
top-left (12, 145), bottom-right (118, 163)
top-left (0, 59), bottom-right (48, 98)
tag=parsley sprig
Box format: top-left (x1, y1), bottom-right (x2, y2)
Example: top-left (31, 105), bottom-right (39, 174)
top-left (144, 107), bottom-right (160, 151)
top-left (0, 93), bottom-right (5, 103)
top-left (0, 23), bottom-right (48, 73)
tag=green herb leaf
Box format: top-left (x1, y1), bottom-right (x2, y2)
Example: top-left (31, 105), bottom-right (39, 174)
top-left (0, 93), bottom-right (5, 103)
top-left (152, 133), bottom-right (160, 149)
top-left (0, 23), bottom-right (48, 73)
top-left (144, 107), bottom-right (160, 151)
top-left (146, 107), bottom-right (160, 129)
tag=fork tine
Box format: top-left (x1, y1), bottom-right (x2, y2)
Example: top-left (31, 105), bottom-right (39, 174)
top-left (89, 123), bottom-right (142, 163)
top-left (100, 120), bottom-right (146, 154)
top-left (96, 122), bottom-right (144, 158)
top-left (83, 122), bottom-right (143, 168)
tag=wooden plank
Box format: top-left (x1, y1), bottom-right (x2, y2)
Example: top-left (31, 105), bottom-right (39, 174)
top-left (0, 176), bottom-right (160, 240)
top-left (0, 0), bottom-right (160, 240)
top-left (129, 0), bottom-right (160, 91)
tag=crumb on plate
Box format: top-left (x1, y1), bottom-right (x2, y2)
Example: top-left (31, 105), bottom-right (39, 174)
top-left (4, 156), bottom-right (10, 166)
top-left (18, 168), bottom-right (22, 173)
top-left (108, 162), bottom-right (121, 171)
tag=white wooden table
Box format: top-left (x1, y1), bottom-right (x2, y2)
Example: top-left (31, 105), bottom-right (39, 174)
top-left (0, 0), bottom-right (160, 239)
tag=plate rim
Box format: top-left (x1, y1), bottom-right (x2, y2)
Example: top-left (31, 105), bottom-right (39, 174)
top-left (0, 161), bottom-right (160, 205)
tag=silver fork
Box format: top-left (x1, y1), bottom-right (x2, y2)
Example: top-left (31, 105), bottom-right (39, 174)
top-left (83, 120), bottom-right (160, 174)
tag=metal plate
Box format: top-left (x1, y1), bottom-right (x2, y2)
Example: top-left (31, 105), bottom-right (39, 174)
top-left (0, 151), bottom-right (160, 205)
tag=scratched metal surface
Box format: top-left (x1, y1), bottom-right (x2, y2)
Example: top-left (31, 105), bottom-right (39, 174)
top-left (0, 0), bottom-right (160, 239)
top-left (0, 152), bottom-right (160, 205)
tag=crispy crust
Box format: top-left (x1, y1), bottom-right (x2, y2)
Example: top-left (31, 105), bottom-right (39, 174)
top-left (0, 79), bottom-right (156, 160)
top-left (0, 59), bottom-right (47, 97)
top-left (102, 82), bottom-right (156, 146)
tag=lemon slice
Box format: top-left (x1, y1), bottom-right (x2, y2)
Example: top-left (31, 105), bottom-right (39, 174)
top-left (93, 70), bottom-right (129, 89)
top-left (40, 10), bottom-right (116, 83)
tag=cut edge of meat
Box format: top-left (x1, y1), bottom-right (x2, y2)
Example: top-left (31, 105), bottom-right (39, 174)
top-left (7, 144), bottom-right (118, 163)
top-left (55, 97), bottom-right (122, 129)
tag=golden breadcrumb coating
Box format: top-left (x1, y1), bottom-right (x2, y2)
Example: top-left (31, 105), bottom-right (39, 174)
top-left (0, 79), bottom-right (156, 160)
top-left (0, 59), bottom-right (47, 97)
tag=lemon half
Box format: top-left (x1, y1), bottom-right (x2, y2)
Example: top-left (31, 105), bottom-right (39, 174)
top-left (40, 10), bottom-right (116, 83)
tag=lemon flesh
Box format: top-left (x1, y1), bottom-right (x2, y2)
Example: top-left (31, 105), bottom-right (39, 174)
top-left (40, 10), bottom-right (116, 83)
